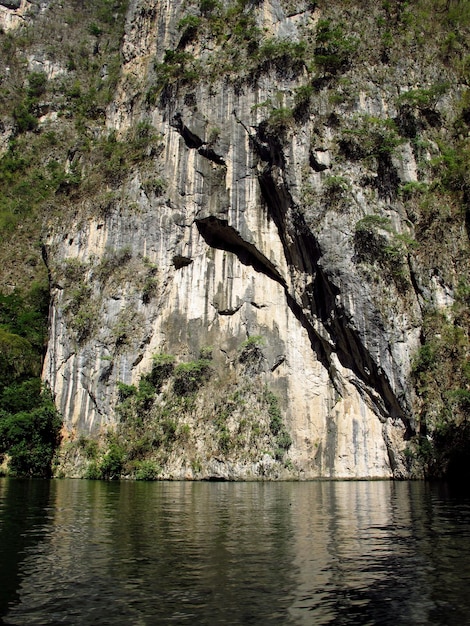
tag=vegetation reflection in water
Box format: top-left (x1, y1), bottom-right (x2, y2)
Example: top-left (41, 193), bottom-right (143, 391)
top-left (1, 479), bottom-right (470, 625)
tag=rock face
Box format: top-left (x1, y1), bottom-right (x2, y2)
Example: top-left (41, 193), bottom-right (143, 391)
top-left (0, 0), bottom-right (27, 30)
top-left (37, 0), bottom-right (468, 479)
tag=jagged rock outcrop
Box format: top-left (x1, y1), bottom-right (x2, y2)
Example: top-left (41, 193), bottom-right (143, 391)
top-left (0, 0), bottom-right (27, 30)
top-left (3, 0), bottom-right (467, 479)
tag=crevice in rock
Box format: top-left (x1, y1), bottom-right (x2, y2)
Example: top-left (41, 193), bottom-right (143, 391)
top-left (285, 8), bottom-right (310, 18)
top-left (284, 288), bottom-right (335, 385)
top-left (0, 0), bottom-right (21, 8)
top-left (195, 216), bottom-right (284, 285)
top-left (41, 243), bottom-right (53, 307)
top-left (171, 113), bottom-right (225, 165)
top-left (309, 151), bottom-right (329, 172)
top-left (140, 335), bottom-right (151, 349)
top-left (177, 25), bottom-right (199, 49)
top-left (258, 162), bottom-right (412, 428)
top-left (271, 355), bottom-right (285, 372)
top-left (376, 153), bottom-right (400, 200)
top-left (132, 354), bottom-right (143, 367)
top-left (99, 360), bottom-right (114, 382)
top-left (86, 388), bottom-right (103, 416)
top-left (198, 146), bottom-right (225, 166)
top-left (173, 254), bottom-right (193, 269)
top-left (213, 302), bottom-right (243, 316)
top-left (233, 110), bottom-right (275, 165)
top-left (171, 112), bottom-right (203, 148)
top-left (407, 256), bottom-right (426, 316)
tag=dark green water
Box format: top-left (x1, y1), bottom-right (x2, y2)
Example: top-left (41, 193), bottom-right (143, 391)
top-left (1, 479), bottom-right (470, 625)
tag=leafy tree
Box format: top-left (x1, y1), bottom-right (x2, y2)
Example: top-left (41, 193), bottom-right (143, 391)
top-left (0, 286), bottom-right (62, 477)
top-left (0, 390), bottom-right (62, 477)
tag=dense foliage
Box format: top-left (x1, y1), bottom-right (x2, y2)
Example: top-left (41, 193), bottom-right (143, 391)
top-left (0, 286), bottom-right (62, 476)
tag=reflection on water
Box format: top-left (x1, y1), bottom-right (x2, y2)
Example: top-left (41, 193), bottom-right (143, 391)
top-left (1, 479), bottom-right (470, 625)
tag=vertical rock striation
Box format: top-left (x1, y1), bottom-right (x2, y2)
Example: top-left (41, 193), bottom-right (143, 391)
top-left (37, 0), bottom-right (469, 479)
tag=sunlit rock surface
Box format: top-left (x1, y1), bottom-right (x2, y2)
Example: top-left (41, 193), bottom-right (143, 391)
top-left (40, 0), bottom-right (448, 479)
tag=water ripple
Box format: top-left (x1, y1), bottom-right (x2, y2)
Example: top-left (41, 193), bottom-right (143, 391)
top-left (1, 480), bottom-right (470, 625)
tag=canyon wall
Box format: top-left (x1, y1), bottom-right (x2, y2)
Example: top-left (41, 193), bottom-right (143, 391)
top-left (3, 0), bottom-right (464, 478)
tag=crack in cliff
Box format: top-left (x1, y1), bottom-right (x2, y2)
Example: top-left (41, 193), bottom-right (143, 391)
top-left (171, 113), bottom-right (226, 166)
top-left (256, 159), bottom-right (411, 430)
top-left (198, 146), bottom-right (226, 166)
top-left (309, 150), bottom-right (329, 172)
top-left (173, 254), bottom-right (193, 269)
top-left (271, 355), bottom-right (286, 372)
top-left (86, 387), bottom-right (103, 416)
top-left (233, 110), bottom-right (276, 164)
top-left (195, 216), bottom-right (284, 285)
top-left (212, 298), bottom-right (267, 316)
top-left (195, 214), bottom-right (335, 379)
top-left (212, 301), bottom-right (243, 316)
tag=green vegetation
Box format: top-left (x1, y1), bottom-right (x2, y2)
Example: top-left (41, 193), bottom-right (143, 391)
top-left (0, 133), bottom-right (78, 232)
top-left (323, 175), bottom-right (350, 201)
top-left (264, 388), bottom-right (292, 461)
top-left (238, 335), bottom-right (265, 373)
top-left (97, 246), bottom-right (133, 282)
top-left (78, 342), bottom-right (292, 479)
top-left (153, 50), bottom-right (202, 91)
top-left (0, 286), bottom-right (62, 477)
top-left (313, 18), bottom-right (357, 75)
top-left (409, 302), bottom-right (470, 479)
top-left (256, 38), bottom-right (307, 74)
top-left (0, 286), bottom-right (49, 391)
top-left (145, 353), bottom-right (176, 392)
top-left (239, 335), bottom-right (265, 350)
top-left (134, 459), bottom-right (162, 480)
top-left (84, 352), bottom-right (205, 479)
top-left (397, 83), bottom-right (449, 111)
top-left (293, 84), bottom-right (314, 114)
top-left (147, 0), bottom-right (317, 99)
top-left (432, 140), bottom-right (470, 194)
top-left (173, 359), bottom-right (212, 396)
top-left (0, 390), bottom-right (62, 477)
top-left (0, 0), bottom-right (128, 131)
top-left (59, 250), bottom-right (159, 345)
top-left (12, 71), bottom-right (48, 134)
top-left (264, 107), bottom-right (295, 137)
top-left (340, 115), bottom-right (403, 161)
top-left (0, 0), bottom-right (131, 296)
top-left (354, 215), bottom-right (415, 290)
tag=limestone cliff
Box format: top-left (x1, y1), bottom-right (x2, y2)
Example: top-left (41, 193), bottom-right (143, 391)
top-left (1, 0), bottom-right (469, 479)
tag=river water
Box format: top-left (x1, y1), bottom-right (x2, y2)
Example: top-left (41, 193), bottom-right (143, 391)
top-left (1, 479), bottom-right (469, 625)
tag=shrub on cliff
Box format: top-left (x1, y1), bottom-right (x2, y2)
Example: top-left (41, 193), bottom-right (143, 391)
top-left (173, 359), bottom-right (212, 396)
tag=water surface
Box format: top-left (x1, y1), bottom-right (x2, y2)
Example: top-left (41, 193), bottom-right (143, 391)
top-left (1, 479), bottom-right (469, 625)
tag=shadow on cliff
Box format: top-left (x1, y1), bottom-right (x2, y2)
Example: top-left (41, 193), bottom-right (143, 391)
top-left (248, 120), bottom-right (413, 439)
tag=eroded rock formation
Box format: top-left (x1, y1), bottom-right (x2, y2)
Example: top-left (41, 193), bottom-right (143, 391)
top-left (3, 0), bottom-right (465, 479)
